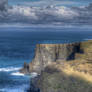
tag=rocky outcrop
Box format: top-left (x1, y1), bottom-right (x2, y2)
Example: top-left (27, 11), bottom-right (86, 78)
top-left (28, 43), bottom-right (82, 73)
top-left (19, 62), bottom-right (29, 74)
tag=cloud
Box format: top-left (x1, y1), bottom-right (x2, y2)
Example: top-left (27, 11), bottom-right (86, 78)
top-left (5, 6), bottom-right (79, 24)
top-left (0, 2), bottom-right (92, 26)
top-left (0, 0), bottom-right (8, 11)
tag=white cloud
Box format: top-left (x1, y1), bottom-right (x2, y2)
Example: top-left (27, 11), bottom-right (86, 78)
top-left (0, 2), bottom-right (92, 26)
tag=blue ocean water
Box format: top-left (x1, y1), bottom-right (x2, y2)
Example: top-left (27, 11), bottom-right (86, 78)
top-left (0, 27), bottom-right (92, 92)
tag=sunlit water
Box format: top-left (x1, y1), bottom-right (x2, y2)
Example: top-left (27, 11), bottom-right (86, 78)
top-left (0, 27), bottom-right (92, 92)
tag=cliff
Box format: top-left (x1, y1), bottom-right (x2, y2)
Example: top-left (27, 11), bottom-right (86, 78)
top-left (20, 42), bottom-right (83, 73)
top-left (28, 43), bottom-right (83, 73)
top-left (21, 40), bottom-right (92, 92)
top-left (29, 63), bottom-right (92, 92)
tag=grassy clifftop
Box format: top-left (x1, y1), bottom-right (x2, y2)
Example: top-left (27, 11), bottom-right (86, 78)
top-left (70, 40), bottom-right (92, 75)
top-left (36, 63), bottom-right (92, 92)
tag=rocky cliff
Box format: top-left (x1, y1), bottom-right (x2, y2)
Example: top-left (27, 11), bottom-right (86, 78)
top-left (20, 42), bottom-right (83, 73)
top-left (28, 43), bottom-right (83, 73)
top-left (26, 40), bottom-right (92, 92)
top-left (20, 40), bottom-right (92, 92)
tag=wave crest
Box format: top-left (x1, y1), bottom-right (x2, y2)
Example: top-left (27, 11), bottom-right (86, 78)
top-left (0, 67), bottom-right (21, 72)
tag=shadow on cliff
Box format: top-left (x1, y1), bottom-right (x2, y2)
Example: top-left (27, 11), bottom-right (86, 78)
top-left (28, 66), bottom-right (92, 92)
top-left (67, 43), bottom-right (84, 60)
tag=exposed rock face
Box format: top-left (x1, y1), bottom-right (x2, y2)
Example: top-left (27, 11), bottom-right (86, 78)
top-left (19, 62), bottom-right (29, 74)
top-left (27, 40), bottom-right (92, 92)
top-left (29, 43), bottom-right (82, 73)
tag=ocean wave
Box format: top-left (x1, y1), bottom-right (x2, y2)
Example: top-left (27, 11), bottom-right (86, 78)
top-left (0, 67), bottom-right (21, 72)
top-left (11, 72), bottom-right (25, 76)
top-left (11, 72), bottom-right (38, 77)
top-left (30, 72), bottom-right (39, 78)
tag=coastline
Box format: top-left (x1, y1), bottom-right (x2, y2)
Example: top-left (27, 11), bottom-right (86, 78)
top-left (20, 40), bottom-right (92, 92)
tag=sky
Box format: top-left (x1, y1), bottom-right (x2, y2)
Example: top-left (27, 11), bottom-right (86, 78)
top-left (0, 0), bottom-right (92, 26)
top-left (8, 0), bottom-right (92, 7)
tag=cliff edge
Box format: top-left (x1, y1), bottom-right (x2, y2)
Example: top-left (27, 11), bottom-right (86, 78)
top-left (28, 43), bottom-right (82, 73)
top-left (21, 40), bottom-right (92, 92)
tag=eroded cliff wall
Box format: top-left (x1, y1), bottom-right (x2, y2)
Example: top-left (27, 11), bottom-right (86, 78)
top-left (28, 43), bottom-right (82, 73)
top-left (28, 40), bottom-right (92, 92)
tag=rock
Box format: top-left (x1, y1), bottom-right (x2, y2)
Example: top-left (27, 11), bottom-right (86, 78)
top-left (28, 65), bottom-right (92, 92)
top-left (19, 62), bottom-right (29, 74)
top-left (27, 40), bottom-right (92, 92)
top-left (27, 83), bottom-right (40, 92)
top-left (27, 78), bottom-right (40, 92)
top-left (29, 43), bottom-right (82, 73)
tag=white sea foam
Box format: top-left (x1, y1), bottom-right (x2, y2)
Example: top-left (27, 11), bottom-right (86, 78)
top-left (0, 67), bottom-right (21, 72)
top-left (30, 72), bottom-right (38, 78)
top-left (11, 72), bottom-right (25, 76)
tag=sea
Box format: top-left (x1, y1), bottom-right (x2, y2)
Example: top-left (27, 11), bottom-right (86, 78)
top-left (0, 26), bottom-right (92, 92)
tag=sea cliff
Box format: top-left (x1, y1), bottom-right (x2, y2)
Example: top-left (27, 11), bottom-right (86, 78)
top-left (21, 40), bottom-right (92, 92)
top-left (21, 43), bottom-right (82, 74)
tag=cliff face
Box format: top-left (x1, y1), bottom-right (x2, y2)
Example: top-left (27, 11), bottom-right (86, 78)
top-left (27, 40), bottom-right (92, 92)
top-left (28, 43), bottom-right (82, 73)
